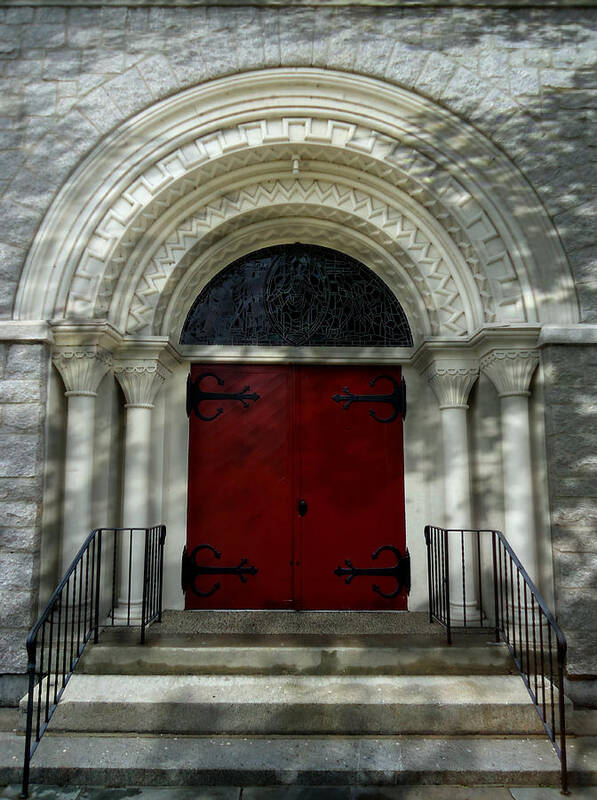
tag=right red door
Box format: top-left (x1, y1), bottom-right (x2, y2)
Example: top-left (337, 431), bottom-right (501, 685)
top-left (296, 365), bottom-right (408, 610)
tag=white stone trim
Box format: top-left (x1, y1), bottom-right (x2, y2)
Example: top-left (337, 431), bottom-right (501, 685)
top-left (15, 69), bottom-right (578, 336)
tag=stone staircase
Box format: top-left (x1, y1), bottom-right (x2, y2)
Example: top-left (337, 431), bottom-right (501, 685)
top-left (3, 611), bottom-right (595, 788)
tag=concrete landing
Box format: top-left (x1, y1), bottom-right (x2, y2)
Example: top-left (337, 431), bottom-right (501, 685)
top-left (3, 731), bottom-right (595, 787)
top-left (158, 611), bottom-right (445, 636)
top-left (27, 674), bottom-right (546, 735)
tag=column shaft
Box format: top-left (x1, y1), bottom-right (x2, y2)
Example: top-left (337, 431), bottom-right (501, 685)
top-left (62, 393), bottom-right (96, 569)
top-left (119, 405), bottom-right (153, 607)
top-left (501, 393), bottom-right (537, 580)
top-left (440, 406), bottom-right (473, 530)
top-left (440, 405), bottom-right (476, 613)
top-left (480, 347), bottom-right (539, 582)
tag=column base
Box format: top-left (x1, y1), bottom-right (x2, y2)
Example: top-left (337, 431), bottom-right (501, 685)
top-left (110, 602), bottom-right (144, 625)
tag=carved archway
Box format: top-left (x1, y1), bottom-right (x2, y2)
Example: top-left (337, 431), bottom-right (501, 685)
top-left (15, 69), bottom-right (579, 335)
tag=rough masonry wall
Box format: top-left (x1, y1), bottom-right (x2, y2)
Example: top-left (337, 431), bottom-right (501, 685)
top-left (543, 343), bottom-right (597, 701)
top-left (0, 341), bottom-right (48, 702)
top-left (0, 5), bottom-right (595, 321)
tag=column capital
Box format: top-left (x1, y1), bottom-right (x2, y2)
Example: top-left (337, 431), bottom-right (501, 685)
top-left (480, 349), bottom-right (539, 397)
top-left (53, 346), bottom-right (112, 397)
top-left (113, 338), bottom-right (179, 408)
top-left (51, 321), bottom-right (121, 396)
top-left (425, 363), bottom-right (480, 409)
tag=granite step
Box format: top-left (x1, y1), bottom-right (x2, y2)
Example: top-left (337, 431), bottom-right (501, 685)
top-left (21, 674), bottom-right (548, 736)
top-left (2, 731), bottom-right (590, 787)
top-left (79, 633), bottom-right (513, 676)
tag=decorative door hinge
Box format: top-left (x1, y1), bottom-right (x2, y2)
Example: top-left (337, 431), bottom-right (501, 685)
top-left (332, 375), bottom-right (406, 423)
top-left (334, 545), bottom-right (410, 598)
top-left (187, 372), bottom-right (260, 421)
top-left (181, 544), bottom-right (258, 598)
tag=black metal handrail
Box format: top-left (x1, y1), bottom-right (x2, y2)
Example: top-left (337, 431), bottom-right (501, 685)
top-left (424, 525), bottom-right (568, 793)
top-left (21, 525), bottom-right (166, 798)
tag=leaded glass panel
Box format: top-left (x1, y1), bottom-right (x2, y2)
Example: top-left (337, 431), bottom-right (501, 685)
top-left (180, 244), bottom-right (413, 347)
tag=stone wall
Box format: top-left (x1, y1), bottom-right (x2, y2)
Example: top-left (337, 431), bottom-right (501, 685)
top-left (542, 341), bottom-right (597, 703)
top-left (0, 335), bottom-right (49, 703)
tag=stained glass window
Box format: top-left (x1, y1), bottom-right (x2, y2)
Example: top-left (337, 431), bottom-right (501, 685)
top-left (180, 243), bottom-right (413, 347)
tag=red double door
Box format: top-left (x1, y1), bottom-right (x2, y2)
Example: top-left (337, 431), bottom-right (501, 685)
top-left (184, 364), bottom-right (408, 610)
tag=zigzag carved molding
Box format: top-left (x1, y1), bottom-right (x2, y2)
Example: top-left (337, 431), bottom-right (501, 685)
top-left (125, 179), bottom-right (464, 337)
top-left (160, 219), bottom-right (428, 342)
top-left (67, 117), bottom-right (523, 327)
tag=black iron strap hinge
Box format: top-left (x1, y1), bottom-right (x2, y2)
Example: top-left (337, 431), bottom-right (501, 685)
top-left (334, 545), bottom-right (411, 598)
top-left (186, 372), bottom-right (260, 421)
top-left (181, 544), bottom-right (258, 598)
top-left (333, 375), bottom-right (406, 423)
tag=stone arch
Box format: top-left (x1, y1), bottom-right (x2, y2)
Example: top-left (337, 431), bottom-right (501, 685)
top-left (15, 69), bottom-right (579, 332)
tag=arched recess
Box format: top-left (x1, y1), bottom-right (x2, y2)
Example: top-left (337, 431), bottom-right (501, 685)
top-left (15, 68), bottom-right (579, 333)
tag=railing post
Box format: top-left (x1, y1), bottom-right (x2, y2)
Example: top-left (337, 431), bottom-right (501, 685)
top-left (158, 525), bottom-right (166, 623)
top-left (94, 530), bottom-right (102, 644)
top-left (140, 528), bottom-right (150, 644)
top-left (492, 530), bottom-right (500, 643)
top-left (444, 528), bottom-right (452, 646)
top-left (558, 640), bottom-right (568, 795)
top-left (20, 642), bottom-right (37, 799)
top-left (424, 526), bottom-right (433, 624)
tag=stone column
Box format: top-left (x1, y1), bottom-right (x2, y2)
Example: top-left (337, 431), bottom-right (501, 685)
top-left (426, 360), bottom-right (479, 617)
top-left (481, 349), bottom-right (540, 581)
top-left (113, 341), bottom-right (175, 612)
top-left (52, 337), bottom-right (113, 570)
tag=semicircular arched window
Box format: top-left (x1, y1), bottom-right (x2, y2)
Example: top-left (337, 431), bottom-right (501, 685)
top-left (180, 243), bottom-right (413, 347)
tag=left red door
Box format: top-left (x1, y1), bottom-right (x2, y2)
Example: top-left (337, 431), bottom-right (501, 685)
top-left (184, 364), bottom-right (294, 609)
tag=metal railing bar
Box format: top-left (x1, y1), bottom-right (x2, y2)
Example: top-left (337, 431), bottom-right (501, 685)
top-left (460, 530), bottom-right (466, 628)
top-left (539, 612), bottom-right (546, 722)
top-left (477, 532), bottom-right (483, 626)
top-left (424, 525), bottom-right (568, 794)
top-left (21, 525), bottom-right (166, 800)
top-left (524, 583), bottom-right (530, 685)
top-left (548, 625), bottom-right (556, 738)
top-left (111, 531), bottom-right (117, 624)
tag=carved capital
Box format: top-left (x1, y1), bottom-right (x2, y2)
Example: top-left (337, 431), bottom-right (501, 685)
top-left (52, 346), bottom-right (112, 397)
top-left (114, 362), bottom-right (169, 408)
top-left (425, 364), bottom-right (479, 409)
top-left (113, 338), bottom-right (178, 409)
top-left (50, 321), bottom-right (121, 396)
top-left (480, 349), bottom-right (539, 397)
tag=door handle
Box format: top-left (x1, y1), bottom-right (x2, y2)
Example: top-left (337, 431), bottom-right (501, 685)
top-left (298, 499), bottom-right (308, 517)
